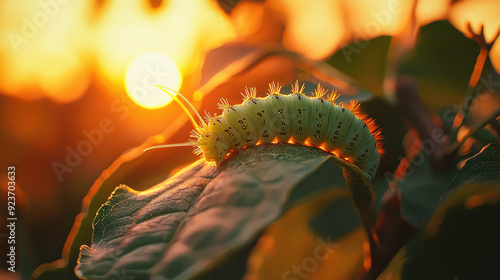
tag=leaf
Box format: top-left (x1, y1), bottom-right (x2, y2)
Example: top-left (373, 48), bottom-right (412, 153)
top-left (381, 143), bottom-right (500, 279)
top-left (452, 142), bottom-right (500, 187)
top-left (400, 181), bottom-right (500, 280)
top-left (396, 154), bottom-right (459, 228)
top-left (199, 43), bottom-right (287, 97)
top-left (32, 114), bottom-right (198, 280)
top-left (75, 143), bottom-right (367, 280)
top-left (244, 191), bottom-right (366, 280)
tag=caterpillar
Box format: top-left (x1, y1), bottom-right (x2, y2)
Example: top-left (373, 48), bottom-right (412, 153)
top-left (147, 82), bottom-right (383, 181)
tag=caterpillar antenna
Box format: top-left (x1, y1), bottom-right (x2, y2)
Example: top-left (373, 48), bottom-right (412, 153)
top-left (155, 85), bottom-right (204, 132)
top-left (144, 142), bottom-right (198, 152)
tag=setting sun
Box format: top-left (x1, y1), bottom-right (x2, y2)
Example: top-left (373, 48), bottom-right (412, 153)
top-left (124, 51), bottom-right (183, 109)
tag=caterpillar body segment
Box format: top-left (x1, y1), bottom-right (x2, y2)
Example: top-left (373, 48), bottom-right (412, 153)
top-left (263, 94), bottom-right (293, 142)
top-left (324, 106), bottom-right (355, 152)
top-left (289, 94), bottom-right (312, 144)
top-left (309, 98), bottom-right (334, 146)
top-left (151, 83), bottom-right (382, 181)
top-left (202, 117), bottom-right (233, 162)
top-left (239, 97), bottom-right (275, 144)
top-left (339, 111), bottom-right (368, 157)
top-left (357, 141), bottom-right (380, 180)
top-left (221, 105), bottom-right (259, 147)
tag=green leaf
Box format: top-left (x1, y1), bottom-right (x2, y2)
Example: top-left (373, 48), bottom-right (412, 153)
top-left (382, 143), bottom-right (500, 280)
top-left (452, 142), bottom-right (500, 187)
top-left (396, 143), bottom-right (500, 229)
top-left (400, 181), bottom-right (500, 280)
top-left (243, 191), bottom-right (366, 280)
top-left (396, 154), bottom-right (458, 228)
top-left (75, 144), bottom-right (359, 280)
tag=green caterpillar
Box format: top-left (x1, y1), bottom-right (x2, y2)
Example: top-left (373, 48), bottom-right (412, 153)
top-left (148, 82), bottom-right (383, 181)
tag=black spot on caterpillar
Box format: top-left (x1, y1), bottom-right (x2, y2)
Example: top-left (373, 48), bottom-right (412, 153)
top-left (146, 82), bottom-right (383, 181)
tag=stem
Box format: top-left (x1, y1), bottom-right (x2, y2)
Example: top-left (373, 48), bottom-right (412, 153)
top-left (489, 118), bottom-right (500, 138)
top-left (395, 76), bottom-right (450, 172)
top-left (446, 107), bottom-right (500, 155)
top-left (384, 0), bottom-right (419, 104)
top-left (469, 48), bottom-right (488, 88)
top-left (459, 47), bottom-right (489, 126)
top-left (456, 23), bottom-right (500, 132)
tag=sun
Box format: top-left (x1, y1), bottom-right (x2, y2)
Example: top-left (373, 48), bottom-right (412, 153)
top-left (124, 52), bottom-right (183, 109)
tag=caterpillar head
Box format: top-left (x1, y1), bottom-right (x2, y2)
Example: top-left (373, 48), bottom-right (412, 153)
top-left (197, 129), bottom-right (229, 165)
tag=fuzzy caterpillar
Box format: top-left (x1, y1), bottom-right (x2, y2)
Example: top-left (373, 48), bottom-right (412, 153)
top-left (147, 82), bottom-right (383, 181)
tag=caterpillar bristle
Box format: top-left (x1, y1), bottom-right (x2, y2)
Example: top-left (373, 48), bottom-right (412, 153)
top-left (217, 98), bottom-right (231, 111)
top-left (193, 147), bottom-right (203, 156)
top-left (203, 111), bottom-right (213, 123)
top-left (190, 129), bottom-right (202, 139)
top-left (242, 87), bottom-right (257, 101)
top-left (326, 92), bottom-right (339, 103)
top-left (268, 82), bottom-right (282, 96)
top-left (345, 100), bottom-right (361, 112)
top-left (291, 80), bottom-right (305, 95)
top-left (370, 123), bottom-right (384, 156)
top-left (313, 84), bottom-right (329, 99)
top-left (345, 100), bottom-right (385, 156)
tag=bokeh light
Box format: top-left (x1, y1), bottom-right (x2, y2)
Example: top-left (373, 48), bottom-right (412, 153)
top-left (416, 0), bottom-right (450, 26)
top-left (93, 0), bottom-right (235, 89)
top-left (268, 0), bottom-right (346, 60)
top-left (0, 0), bottom-right (91, 102)
top-left (344, 0), bottom-right (411, 39)
top-left (449, 0), bottom-right (500, 73)
top-left (491, 41), bottom-right (500, 73)
top-left (449, 0), bottom-right (500, 43)
top-left (125, 52), bottom-right (182, 109)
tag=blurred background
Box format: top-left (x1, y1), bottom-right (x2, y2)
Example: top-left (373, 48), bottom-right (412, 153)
top-left (0, 0), bottom-right (499, 279)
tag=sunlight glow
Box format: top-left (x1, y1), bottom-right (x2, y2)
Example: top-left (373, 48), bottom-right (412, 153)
top-left (270, 0), bottom-right (346, 60)
top-left (0, 0), bottom-right (235, 102)
top-left (193, 90), bottom-right (204, 102)
top-left (94, 0), bottom-right (235, 89)
top-left (0, 0), bottom-right (91, 102)
top-left (125, 52), bottom-right (182, 109)
top-left (449, 0), bottom-right (500, 43)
